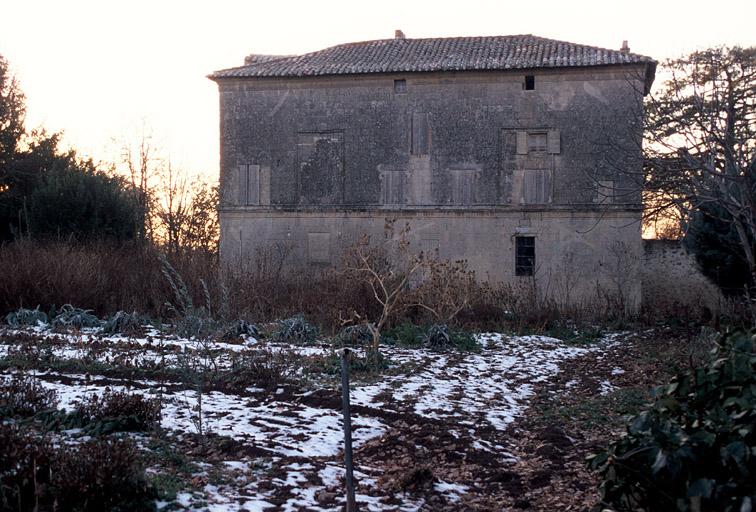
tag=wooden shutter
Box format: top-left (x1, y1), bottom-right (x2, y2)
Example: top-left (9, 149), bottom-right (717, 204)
top-left (379, 170), bottom-right (405, 206)
top-left (547, 129), bottom-right (561, 154)
top-left (238, 164), bottom-right (248, 205)
top-left (450, 170), bottom-right (477, 205)
top-left (522, 169), bottom-right (552, 204)
top-left (247, 165), bottom-right (260, 205)
top-left (516, 131), bottom-right (528, 155)
top-left (411, 112), bottom-right (430, 155)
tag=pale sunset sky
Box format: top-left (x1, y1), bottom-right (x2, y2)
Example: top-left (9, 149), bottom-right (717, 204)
top-left (1, 0), bottom-right (754, 179)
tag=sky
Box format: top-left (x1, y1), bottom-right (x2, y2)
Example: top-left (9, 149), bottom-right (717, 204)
top-left (1, 0), bottom-right (755, 180)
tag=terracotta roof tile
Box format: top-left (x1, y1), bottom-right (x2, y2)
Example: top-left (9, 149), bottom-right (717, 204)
top-left (210, 34), bottom-right (654, 79)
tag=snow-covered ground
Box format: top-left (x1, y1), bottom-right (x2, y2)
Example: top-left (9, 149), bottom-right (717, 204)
top-left (0, 326), bottom-right (616, 511)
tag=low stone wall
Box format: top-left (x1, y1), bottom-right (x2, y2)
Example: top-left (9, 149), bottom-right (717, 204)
top-left (642, 239), bottom-right (723, 316)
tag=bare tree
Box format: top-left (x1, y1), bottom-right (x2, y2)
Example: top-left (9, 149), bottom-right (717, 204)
top-left (154, 168), bottom-right (219, 256)
top-left (643, 47), bottom-right (755, 287)
top-left (154, 160), bottom-right (191, 255)
top-left (119, 127), bottom-right (160, 242)
top-left (117, 126), bottom-right (219, 254)
top-left (343, 221), bottom-right (423, 363)
top-left (182, 179), bottom-right (219, 254)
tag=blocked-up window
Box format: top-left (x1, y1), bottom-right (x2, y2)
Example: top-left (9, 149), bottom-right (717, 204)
top-left (297, 131), bottom-right (344, 205)
top-left (449, 169), bottom-right (478, 205)
top-left (238, 164), bottom-right (260, 205)
top-left (597, 180), bottom-right (615, 204)
top-left (308, 232), bottom-right (331, 264)
top-left (522, 169), bottom-right (552, 204)
top-left (379, 169), bottom-right (406, 206)
top-left (515, 236), bottom-right (535, 276)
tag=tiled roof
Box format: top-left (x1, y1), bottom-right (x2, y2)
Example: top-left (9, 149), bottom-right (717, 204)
top-left (209, 34), bottom-right (655, 79)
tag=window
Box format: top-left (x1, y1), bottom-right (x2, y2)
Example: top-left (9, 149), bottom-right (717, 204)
top-left (411, 112), bottom-right (430, 155)
top-left (308, 232), bottom-right (331, 264)
top-left (597, 180), bottom-right (615, 204)
top-left (527, 132), bottom-right (548, 155)
top-left (238, 164), bottom-right (260, 205)
top-left (449, 169), bottom-right (478, 205)
top-left (379, 169), bottom-right (406, 206)
top-left (524, 75), bottom-right (535, 90)
top-left (394, 79), bottom-right (407, 94)
top-left (515, 130), bottom-right (560, 155)
top-left (297, 131), bottom-right (344, 205)
top-left (515, 236), bottom-right (535, 276)
top-left (521, 169), bottom-right (552, 204)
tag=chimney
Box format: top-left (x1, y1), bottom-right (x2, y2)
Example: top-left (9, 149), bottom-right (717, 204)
top-left (395, 29), bottom-right (406, 39)
top-left (620, 40), bottom-right (630, 53)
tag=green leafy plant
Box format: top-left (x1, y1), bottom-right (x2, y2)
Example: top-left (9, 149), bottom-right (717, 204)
top-left (220, 319), bottom-right (259, 341)
top-left (383, 322), bottom-right (425, 348)
top-left (273, 314), bottom-right (319, 345)
top-left (102, 311), bottom-right (147, 335)
top-left (51, 304), bottom-right (101, 329)
top-left (423, 324), bottom-right (480, 352)
top-left (336, 324), bottom-right (373, 347)
top-left (4, 306), bottom-right (48, 328)
top-left (305, 350), bottom-right (389, 375)
top-left (589, 330), bottom-right (756, 511)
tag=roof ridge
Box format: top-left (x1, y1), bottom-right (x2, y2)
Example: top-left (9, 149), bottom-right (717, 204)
top-left (209, 34), bottom-right (656, 80)
top-left (523, 34), bottom-right (653, 61)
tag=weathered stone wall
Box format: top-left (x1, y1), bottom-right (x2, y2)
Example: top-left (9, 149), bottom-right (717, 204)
top-left (217, 66), bottom-right (647, 209)
top-left (641, 239), bottom-right (723, 314)
top-left (220, 208), bottom-right (643, 307)
top-left (215, 65), bottom-right (649, 307)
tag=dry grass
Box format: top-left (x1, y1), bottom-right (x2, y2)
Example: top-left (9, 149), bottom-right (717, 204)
top-left (0, 238), bottom-right (736, 332)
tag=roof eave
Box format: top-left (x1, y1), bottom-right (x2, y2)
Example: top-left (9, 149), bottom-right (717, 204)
top-left (208, 61), bottom-right (657, 81)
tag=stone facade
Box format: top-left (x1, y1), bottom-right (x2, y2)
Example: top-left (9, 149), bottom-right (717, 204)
top-left (210, 35), bottom-right (656, 307)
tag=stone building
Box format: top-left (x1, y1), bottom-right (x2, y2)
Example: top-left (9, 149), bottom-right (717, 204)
top-left (209, 33), bottom-right (656, 305)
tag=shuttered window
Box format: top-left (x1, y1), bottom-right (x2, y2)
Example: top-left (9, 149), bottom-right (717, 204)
top-left (238, 164), bottom-right (260, 205)
top-left (449, 169), bottom-right (478, 205)
top-left (522, 169), bottom-right (552, 204)
top-left (379, 170), bottom-right (406, 206)
top-left (411, 112), bottom-right (430, 155)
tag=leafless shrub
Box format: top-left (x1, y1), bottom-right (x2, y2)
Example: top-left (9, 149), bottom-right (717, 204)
top-left (409, 258), bottom-right (478, 325)
top-left (73, 388), bottom-right (161, 432)
top-left (1, 412), bottom-right (156, 510)
top-left (224, 347), bottom-right (300, 390)
top-left (0, 376), bottom-right (59, 417)
top-left (342, 222), bottom-right (424, 362)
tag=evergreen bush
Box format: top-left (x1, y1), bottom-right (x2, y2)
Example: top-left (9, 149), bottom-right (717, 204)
top-left (590, 330), bottom-right (756, 511)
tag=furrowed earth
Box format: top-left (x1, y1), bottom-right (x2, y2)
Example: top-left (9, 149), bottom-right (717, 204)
top-left (0, 324), bottom-right (703, 511)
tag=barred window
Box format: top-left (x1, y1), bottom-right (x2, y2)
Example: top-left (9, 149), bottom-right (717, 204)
top-left (515, 236), bottom-right (535, 276)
